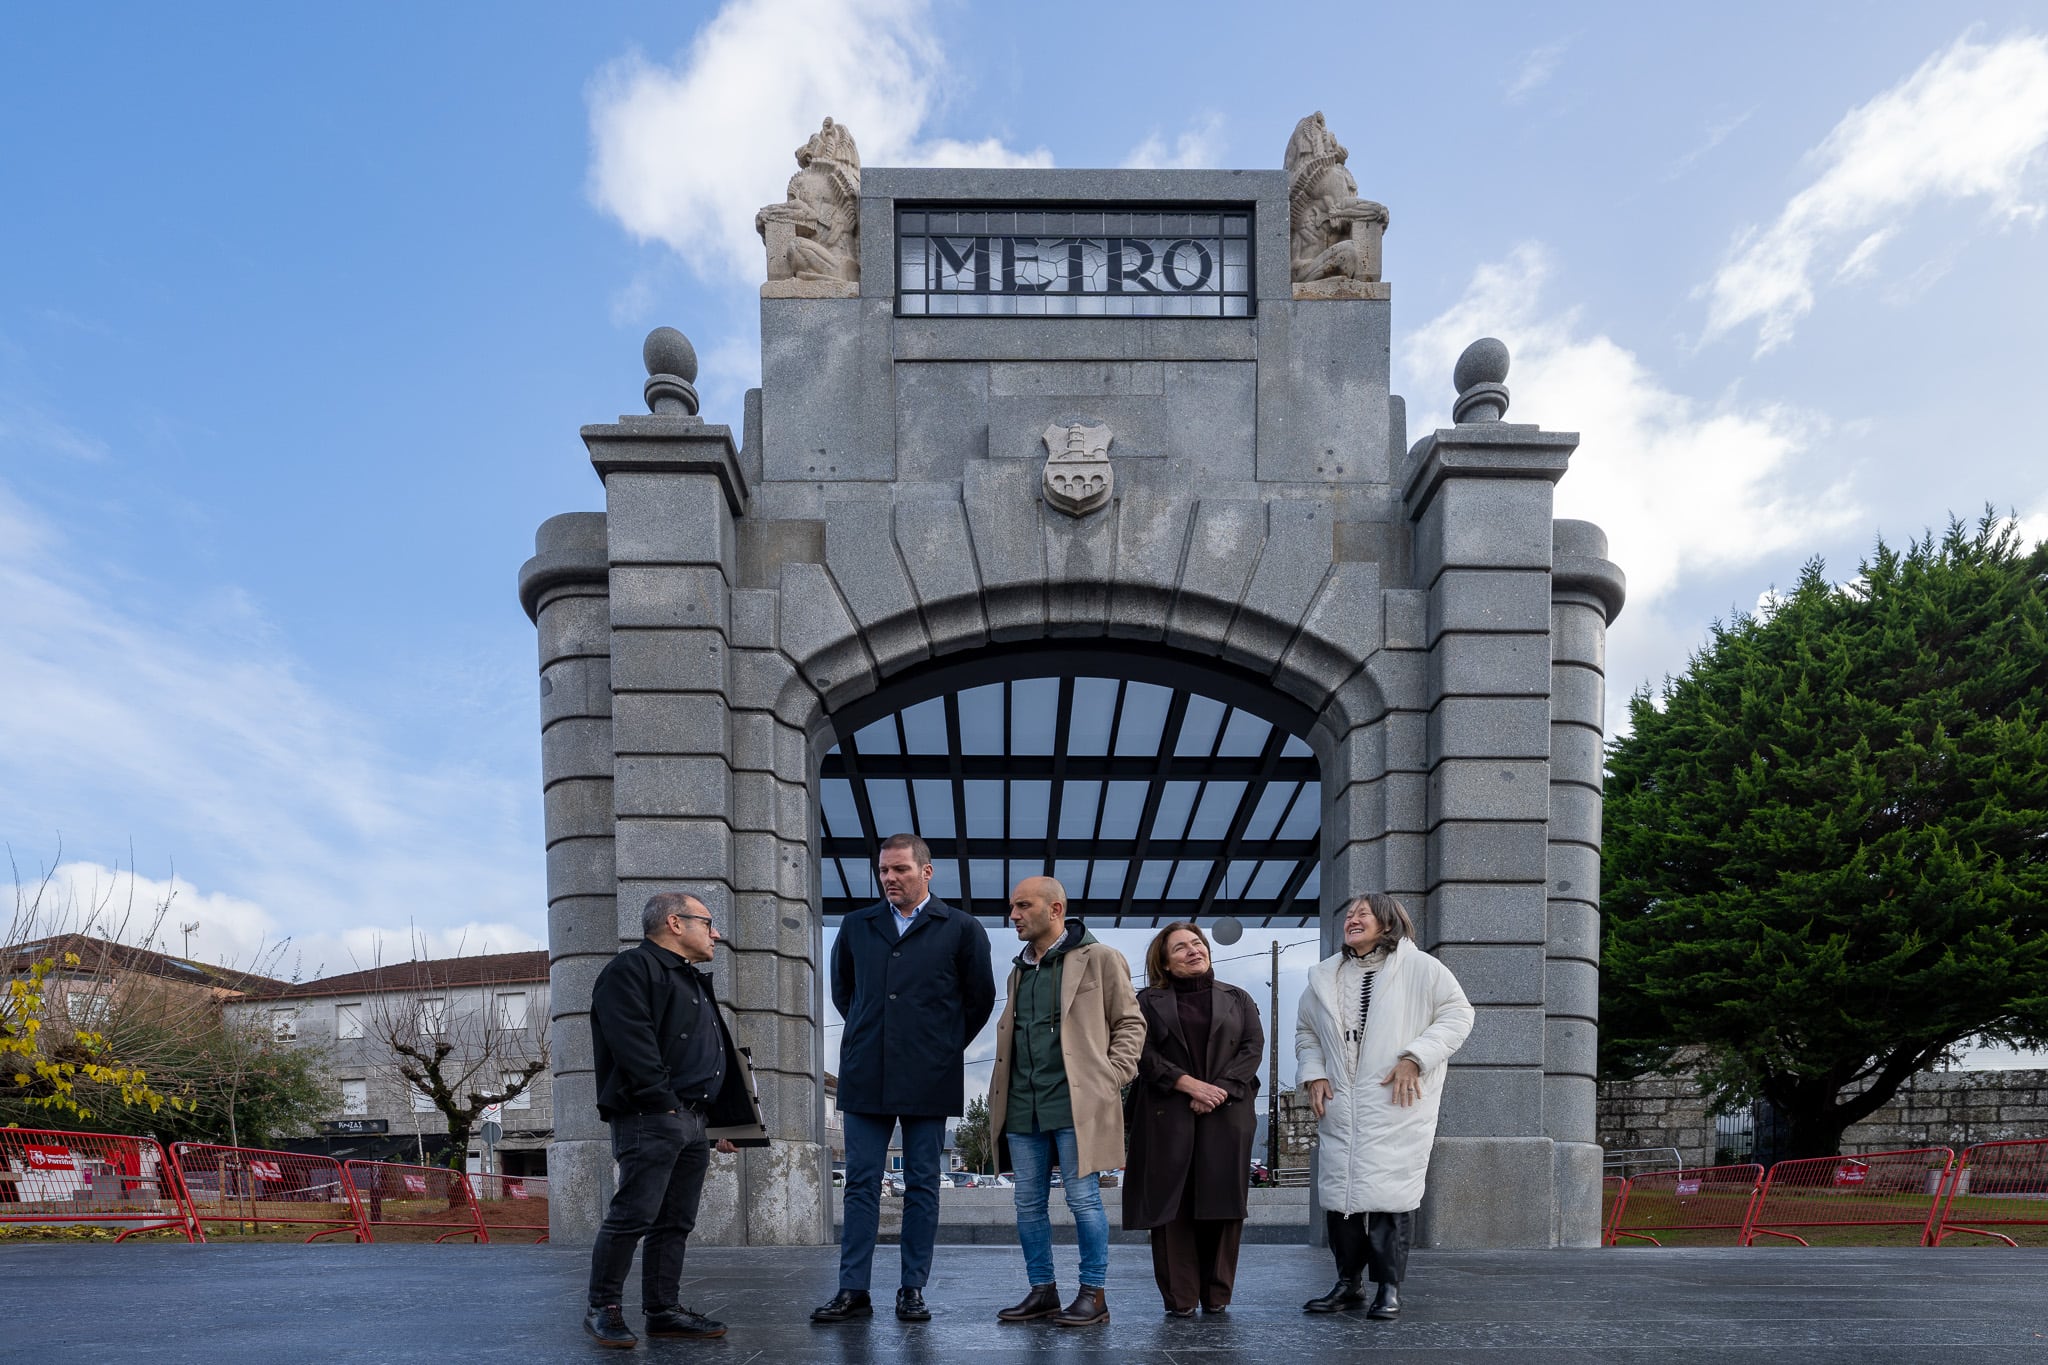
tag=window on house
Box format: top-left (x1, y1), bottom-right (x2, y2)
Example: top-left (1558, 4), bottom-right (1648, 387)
top-left (409, 1085), bottom-right (437, 1114)
top-left (337, 1002), bottom-right (364, 1039)
top-left (67, 992), bottom-right (110, 1027)
top-left (502, 1074), bottom-right (533, 1110)
top-left (340, 1078), bottom-right (368, 1116)
top-left (417, 997), bottom-right (445, 1035)
top-left (495, 992), bottom-right (529, 1031)
top-left (271, 1009), bottom-right (299, 1041)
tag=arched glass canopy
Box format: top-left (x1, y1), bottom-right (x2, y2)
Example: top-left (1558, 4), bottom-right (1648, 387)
top-left (817, 660), bottom-right (1322, 927)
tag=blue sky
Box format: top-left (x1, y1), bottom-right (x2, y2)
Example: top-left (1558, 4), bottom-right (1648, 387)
top-left (4, 4), bottom-right (2047, 1073)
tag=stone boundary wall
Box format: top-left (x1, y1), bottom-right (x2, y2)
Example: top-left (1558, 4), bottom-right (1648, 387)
top-left (1598, 1069), bottom-right (2048, 1167)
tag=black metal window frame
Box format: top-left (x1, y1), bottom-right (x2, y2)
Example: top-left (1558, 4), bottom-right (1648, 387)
top-left (815, 647), bottom-right (1319, 928)
top-left (894, 201), bottom-right (1256, 319)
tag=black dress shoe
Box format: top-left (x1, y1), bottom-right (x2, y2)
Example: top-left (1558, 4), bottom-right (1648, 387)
top-left (1302, 1276), bottom-right (1366, 1313)
top-left (583, 1305), bottom-right (638, 1349)
top-left (645, 1308), bottom-right (726, 1339)
top-left (996, 1283), bottom-right (1061, 1322)
top-left (1165, 1306), bottom-right (1196, 1319)
top-left (1367, 1282), bottom-right (1400, 1320)
top-left (896, 1287), bottom-right (931, 1322)
top-left (810, 1289), bottom-right (874, 1323)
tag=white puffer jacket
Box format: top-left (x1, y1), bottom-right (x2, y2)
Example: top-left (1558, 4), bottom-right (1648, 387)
top-left (1294, 938), bottom-right (1474, 1214)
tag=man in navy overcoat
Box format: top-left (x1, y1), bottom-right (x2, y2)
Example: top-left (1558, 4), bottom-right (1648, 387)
top-left (812, 832), bottom-right (996, 1324)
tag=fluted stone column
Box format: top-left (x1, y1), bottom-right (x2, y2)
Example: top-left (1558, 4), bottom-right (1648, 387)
top-left (518, 511), bottom-right (615, 1243)
top-left (1404, 339), bottom-right (1575, 1248)
top-left (1546, 519), bottom-right (1625, 1245)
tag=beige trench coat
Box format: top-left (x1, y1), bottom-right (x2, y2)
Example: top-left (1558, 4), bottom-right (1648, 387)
top-left (988, 938), bottom-right (1146, 1178)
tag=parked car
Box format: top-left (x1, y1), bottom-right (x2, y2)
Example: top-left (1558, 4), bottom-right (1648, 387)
top-left (942, 1171), bottom-right (977, 1188)
top-left (882, 1173), bottom-right (906, 1197)
top-left (1249, 1160), bottom-right (1272, 1188)
top-left (975, 1173), bottom-right (1013, 1188)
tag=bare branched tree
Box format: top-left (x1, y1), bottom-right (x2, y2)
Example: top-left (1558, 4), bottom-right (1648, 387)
top-left (360, 937), bottom-right (549, 1171)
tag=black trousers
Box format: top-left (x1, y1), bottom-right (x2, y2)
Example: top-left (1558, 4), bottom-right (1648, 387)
top-left (587, 1110), bottom-right (711, 1312)
top-left (1326, 1209), bottom-right (1411, 1285)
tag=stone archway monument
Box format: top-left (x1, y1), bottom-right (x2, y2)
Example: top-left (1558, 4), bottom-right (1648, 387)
top-left (518, 112), bottom-right (1625, 1250)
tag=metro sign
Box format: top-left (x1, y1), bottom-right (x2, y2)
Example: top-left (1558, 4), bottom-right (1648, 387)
top-left (897, 205), bottom-right (1252, 317)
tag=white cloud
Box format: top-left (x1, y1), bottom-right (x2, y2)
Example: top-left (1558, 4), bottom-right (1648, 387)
top-left (0, 473), bottom-right (542, 975)
top-left (0, 396), bottom-right (109, 463)
top-left (1405, 245), bottom-right (1860, 720)
top-left (1701, 31), bottom-right (2048, 354)
top-left (2015, 498), bottom-right (2048, 552)
top-left (1121, 113), bottom-right (1226, 169)
top-left (586, 0), bottom-right (1052, 283)
top-left (1506, 41), bottom-right (1568, 104)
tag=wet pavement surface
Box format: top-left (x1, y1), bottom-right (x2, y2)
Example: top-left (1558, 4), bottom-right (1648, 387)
top-left (5, 1241), bottom-right (2047, 1362)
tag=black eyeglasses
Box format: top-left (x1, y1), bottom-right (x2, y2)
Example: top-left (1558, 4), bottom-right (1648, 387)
top-left (669, 913), bottom-right (715, 930)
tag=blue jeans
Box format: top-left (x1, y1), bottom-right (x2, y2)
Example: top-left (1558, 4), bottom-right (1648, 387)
top-left (838, 1111), bottom-right (944, 1292)
top-left (1009, 1127), bottom-right (1108, 1289)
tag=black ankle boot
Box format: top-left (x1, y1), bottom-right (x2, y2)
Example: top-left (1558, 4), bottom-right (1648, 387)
top-left (1367, 1282), bottom-right (1400, 1319)
top-left (1302, 1276), bottom-right (1366, 1313)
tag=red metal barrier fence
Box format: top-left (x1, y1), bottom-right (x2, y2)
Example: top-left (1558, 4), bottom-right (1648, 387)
top-left (170, 1143), bottom-right (365, 1243)
top-left (343, 1161), bottom-right (485, 1243)
top-left (1743, 1147), bottom-right (1954, 1247)
top-left (471, 1173), bottom-right (549, 1243)
top-left (1933, 1139), bottom-right (2048, 1247)
top-left (0, 1127), bottom-right (194, 1241)
top-left (1609, 1165), bottom-right (1763, 1247)
top-left (1602, 1176), bottom-right (1626, 1246)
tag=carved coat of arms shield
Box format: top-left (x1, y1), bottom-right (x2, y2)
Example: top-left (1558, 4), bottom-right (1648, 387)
top-left (1041, 422), bottom-right (1114, 516)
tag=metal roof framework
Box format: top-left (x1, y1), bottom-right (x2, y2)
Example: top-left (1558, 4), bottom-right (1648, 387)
top-left (817, 656), bottom-right (1322, 928)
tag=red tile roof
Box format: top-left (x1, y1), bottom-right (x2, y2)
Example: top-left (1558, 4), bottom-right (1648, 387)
top-left (254, 949), bottom-right (550, 1000)
top-left (3, 933), bottom-right (284, 995)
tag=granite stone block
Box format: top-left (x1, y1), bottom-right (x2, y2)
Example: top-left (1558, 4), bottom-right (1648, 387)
top-left (1165, 499), bottom-right (1262, 652)
top-left (1547, 842), bottom-right (1600, 906)
top-left (1163, 361), bottom-right (1257, 484)
top-left (777, 561), bottom-right (876, 707)
top-left (1333, 720), bottom-right (1387, 787)
top-left (610, 629), bottom-right (727, 693)
top-left (1547, 781), bottom-right (1602, 848)
top-left (1428, 569), bottom-right (1552, 640)
top-left (773, 722), bottom-right (807, 787)
top-left (727, 647), bottom-right (801, 713)
top-left (893, 498), bottom-right (991, 654)
top-left (1544, 1074), bottom-right (1597, 1143)
top-left (1430, 633), bottom-right (1552, 698)
top-left (607, 565), bottom-right (731, 633)
top-left (543, 780), bottom-right (614, 843)
top-left (541, 717), bottom-right (613, 785)
top-left (1550, 598), bottom-right (1608, 669)
top-left (613, 755), bottom-right (733, 818)
top-left (1279, 561), bottom-right (1382, 709)
top-left (537, 593), bottom-right (613, 665)
top-left (823, 502), bottom-right (930, 674)
top-left (1546, 1017), bottom-right (1598, 1076)
top-left (1547, 901), bottom-right (1600, 963)
top-left (1429, 759), bottom-right (1552, 824)
top-left (1430, 697), bottom-right (1551, 762)
top-left (989, 360), bottom-right (1166, 397)
top-left (731, 771), bottom-right (777, 834)
top-left (728, 588), bottom-right (779, 651)
top-left (545, 838), bottom-right (615, 903)
top-left (605, 472), bottom-right (736, 573)
top-left (1552, 1139), bottom-right (1605, 1246)
top-left (1548, 721), bottom-right (1604, 783)
top-left (1267, 298), bottom-right (1391, 484)
top-left (1383, 831), bottom-right (1426, 898)
top-left (1435, 1073), bottom-right (1546, 1140)
top-left (1383, 771), bottom-right (1428, 832)
top-left (1225, 498), bottom-right (1337, 671)
top-left (893, 362), bottom-right (988, 482)
top-left (728, 710), bottom-right (777, 774)
top-left (1456, 1006), bottom-right (1546, 1067)
top-left (1545, 958), bottom-right (1598, 1020)
top-left (1043, 494), bottom-right (1116, 635)
top-left (1551, 664), bottom-right (1605, 729)
top-left (1108, 492), bottom-right (1196, 641)
top-left (1383, 589), bottom-right (1428, 650)
top-left (547, 894), bottom-right (622, 958)
top-left (539, 658), bottom-right (613, 731)
top-left (1433, 944), bottom-right (1544, 1005)
top-left (612, 692), bottom-right (730, 756)
top-left (1412, 479), bottom-right (1554, 586)
top-left (760, 297), bottom-right (875, 481)
top-left (1428, 882), bottom-right (1547, 944)
top-left (1362, 647), bottom-right (1426, 712)
top-left (732, 831), bottom-right (780, 893)
top-left (962, 460), bottom-right (1048, 641)
top-left (614, 818), bottom-right (733, 882)
top-left (1419, 1136), bottom-right (1557, 1247)
top-left (1427, 820), bottom-right (1549, 884)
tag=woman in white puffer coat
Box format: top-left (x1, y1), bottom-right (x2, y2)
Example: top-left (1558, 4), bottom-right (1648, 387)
top-left (1293, 893), bottom-right (1473, 1320)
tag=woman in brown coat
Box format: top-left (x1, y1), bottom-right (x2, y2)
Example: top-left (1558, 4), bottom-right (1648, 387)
top-left (1122, 922), bottom-right (1264, 1317)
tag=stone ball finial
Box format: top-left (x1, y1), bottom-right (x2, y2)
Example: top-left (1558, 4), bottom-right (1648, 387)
top-left (642, 326), bottom-right (701, 417)
top-left (1452, 336), bottom-right (1511, 423)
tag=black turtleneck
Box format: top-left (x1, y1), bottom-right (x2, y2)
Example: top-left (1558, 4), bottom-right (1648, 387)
top-left (1170, 971), bottom-right (1215, 1077)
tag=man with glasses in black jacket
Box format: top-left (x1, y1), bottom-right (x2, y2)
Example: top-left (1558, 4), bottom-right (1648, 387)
top-left (583, 892), bottom-right (749, 1349)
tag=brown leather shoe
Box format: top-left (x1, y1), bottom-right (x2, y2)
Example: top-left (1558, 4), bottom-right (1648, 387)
top-left (996, 1283), bottom-right (1061, 1322)
top-left (1052, 1285), bottom-right (1109, 1327)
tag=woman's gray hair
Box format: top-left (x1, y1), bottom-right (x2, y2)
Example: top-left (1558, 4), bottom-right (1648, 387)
top-left (642, 891), bottom-right (699, 936)
top-left (1343, 892), bottom-right (1415, 945)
